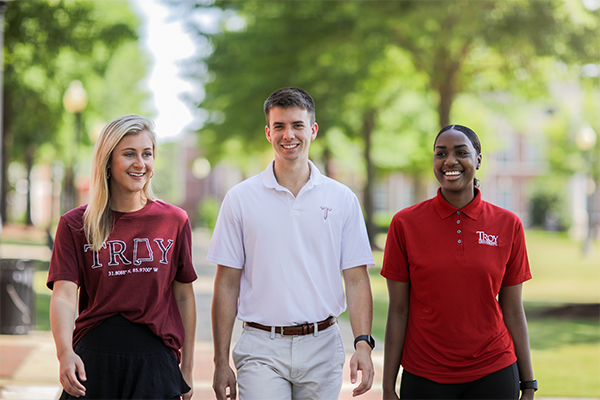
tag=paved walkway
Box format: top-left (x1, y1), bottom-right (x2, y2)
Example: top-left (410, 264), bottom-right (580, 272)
top-left (1, 227), bottom-right (593, 399)
top-left (0, 228), bottom-right (384, 399)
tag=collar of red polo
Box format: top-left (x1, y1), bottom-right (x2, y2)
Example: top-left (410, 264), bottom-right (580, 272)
top-left (433, 187), bottom-right (484, 220)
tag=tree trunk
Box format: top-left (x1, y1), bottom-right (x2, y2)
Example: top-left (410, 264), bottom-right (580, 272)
top-left (322, 144), bottom-right (333, 178)
top-left (437, 77), bottom-right (455, 129)
top-left (435, 53), bottom-right (462, 130)
top-left (362, 109), bottom-right (378, 249)
top-left (24, 146), bottom-right (35, 226)
top-left (1, 95), bottom-right (11, 224)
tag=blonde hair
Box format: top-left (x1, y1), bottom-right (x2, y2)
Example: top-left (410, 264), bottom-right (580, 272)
top-left (83, 115), bottom-right (158, 251)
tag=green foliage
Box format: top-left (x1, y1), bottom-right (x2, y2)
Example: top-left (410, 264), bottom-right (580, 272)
top-left (197, 197), bottom-right (221, 231)
top-left (528, 177), bottom-right (572, 231)
top-left (4, 0), bottom-right (145, 172)
top-left (4, 0), bottom-right (140, 158)
top-left (174, 0), bottom-right (599, 173)
top-left (173, 0), bottom-right (391, 170)
top-left (2, 0), bottom-right (150, 221)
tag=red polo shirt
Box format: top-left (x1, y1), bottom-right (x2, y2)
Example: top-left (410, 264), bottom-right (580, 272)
top-left (381, 188), bottom-right (531, 383)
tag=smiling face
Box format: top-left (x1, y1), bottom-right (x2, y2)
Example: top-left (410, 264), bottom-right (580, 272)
top-left (433, 128), bottom-right (482, 206)
top-left (109, 130), bottom-right (155, 202)
top-left (265, 106), bottom-right (318, 165)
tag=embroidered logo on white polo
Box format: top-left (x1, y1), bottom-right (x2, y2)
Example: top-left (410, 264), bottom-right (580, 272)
top-left (320, 206), bottom-right (332, 220)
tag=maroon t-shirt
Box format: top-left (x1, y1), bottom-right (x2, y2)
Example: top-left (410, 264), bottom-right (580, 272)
top-left (48, 200), bottom-right (197, 360)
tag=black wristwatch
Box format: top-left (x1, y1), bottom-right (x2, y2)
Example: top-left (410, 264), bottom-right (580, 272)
top-left (354, 334), bottom-right (375, 350)
top-left (520, 380), bottom-right (538, 392)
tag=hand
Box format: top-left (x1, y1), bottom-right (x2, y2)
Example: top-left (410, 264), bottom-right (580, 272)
top-left (58, 349), bottom-right (87, 397)
top-left (349, 343), bottom-right (374, 397)
top-left (181, 367), bottom-right (194, 400)
top-left (213, 364), bottom-right (237, 400)
top-left (520, 389), bottom-right (535, 400)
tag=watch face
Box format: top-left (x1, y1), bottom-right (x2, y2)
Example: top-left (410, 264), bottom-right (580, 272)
top-left (368, 335), bottom-right (375, 347)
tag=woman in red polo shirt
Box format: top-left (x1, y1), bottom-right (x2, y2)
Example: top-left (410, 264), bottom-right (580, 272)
top-left (381, 125), bottom-right (536, 399)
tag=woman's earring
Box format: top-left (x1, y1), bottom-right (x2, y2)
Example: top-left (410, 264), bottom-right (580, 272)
top-left (107, 168), bottom-right (111, 179)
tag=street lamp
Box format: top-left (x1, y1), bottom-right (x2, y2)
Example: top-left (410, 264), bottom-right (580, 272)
top-left (576, 124), bottom-right (597, 256)
top-left (62, 80), bottom-right (88, 213)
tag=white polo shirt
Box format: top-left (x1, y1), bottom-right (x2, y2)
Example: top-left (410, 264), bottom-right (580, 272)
top-left (207, 160), bottom-right (375, 326)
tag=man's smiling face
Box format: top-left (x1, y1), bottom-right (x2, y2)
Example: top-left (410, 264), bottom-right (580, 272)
top-left (265, 106), bottom-right (318, 165)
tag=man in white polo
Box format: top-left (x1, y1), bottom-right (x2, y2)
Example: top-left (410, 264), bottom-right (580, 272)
top-left (208, 87), bottom-right (375, 400)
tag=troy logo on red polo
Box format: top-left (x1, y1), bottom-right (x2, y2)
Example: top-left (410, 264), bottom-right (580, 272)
top-left (476, 231), bottom-right (498, 246)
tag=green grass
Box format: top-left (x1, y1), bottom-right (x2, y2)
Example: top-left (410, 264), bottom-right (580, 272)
top-left (365, 230), bottom-right (600, 397)
top-left (36, 292), bottom-right (51, 331)
top-left (33, 230), bottom-right (600, 396)
top-left (34, 271), bottom-right (52, 331)
top-left (524, 230), bottom-right (600, 303)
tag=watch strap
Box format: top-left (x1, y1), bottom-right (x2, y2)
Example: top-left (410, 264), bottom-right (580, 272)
top-left (353, 334), bottom-right (375, 350)
top-left (520, 380), bottom-right (538, 391)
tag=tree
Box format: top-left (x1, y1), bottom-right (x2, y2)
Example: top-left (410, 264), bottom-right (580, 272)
top-left (171, 0), bottom-right (599, 244)
top-left (172, 0), bottom-right (392, 245)
top-left (2, 0), bottom-right (148, 224)
top-left (352, 0), bottom-right (599, 200)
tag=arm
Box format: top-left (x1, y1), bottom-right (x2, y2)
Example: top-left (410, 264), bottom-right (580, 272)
top-left (499, 284), bottom-right (535, 400)
top-left (212, 265), bottom-right (242, 400)
top-left (342, 266), bottom-right (374, 397)
top-left (173, 281), bottom-right (197, 400)
top-left (49, 280), bottom-right (87, 397)
top-left (382, 280), bottom-right (410, 400)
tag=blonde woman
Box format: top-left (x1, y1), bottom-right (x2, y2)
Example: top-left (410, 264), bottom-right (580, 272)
top-left (48, 115), bottom-right (197, 399)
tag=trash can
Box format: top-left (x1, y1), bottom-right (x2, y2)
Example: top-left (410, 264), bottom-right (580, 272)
top-left (0, 259), bottom-right (35, 334)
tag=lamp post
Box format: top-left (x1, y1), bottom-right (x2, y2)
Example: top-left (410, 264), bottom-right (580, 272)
top-left (62, 81), bottom-right (88, 213)
top-left (576, 124), bottom-right (597, 256)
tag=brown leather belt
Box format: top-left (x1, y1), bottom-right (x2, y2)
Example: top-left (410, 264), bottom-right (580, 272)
top-left (245, 316), bottom-right (337, 336)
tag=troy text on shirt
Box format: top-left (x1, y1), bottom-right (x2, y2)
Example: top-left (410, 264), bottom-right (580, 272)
top-left (84, 238), bottom-right (174, 268)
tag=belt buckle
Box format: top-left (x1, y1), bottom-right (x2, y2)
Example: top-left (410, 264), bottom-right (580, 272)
top-left (302, 324), bottom-right (309, 335)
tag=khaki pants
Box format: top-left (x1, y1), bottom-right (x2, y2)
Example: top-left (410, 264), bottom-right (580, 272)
top-left (232, 323), bottom-right (345, 400)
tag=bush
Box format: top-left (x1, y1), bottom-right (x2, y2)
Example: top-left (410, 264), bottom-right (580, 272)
top-left (197, 197), bottom-right (221, 231)
top-left (528, 178), bottom-right (571, 231)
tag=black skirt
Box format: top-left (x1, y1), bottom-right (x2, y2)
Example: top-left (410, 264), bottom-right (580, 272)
top-left (59, 315), bottom-right (190, 400)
